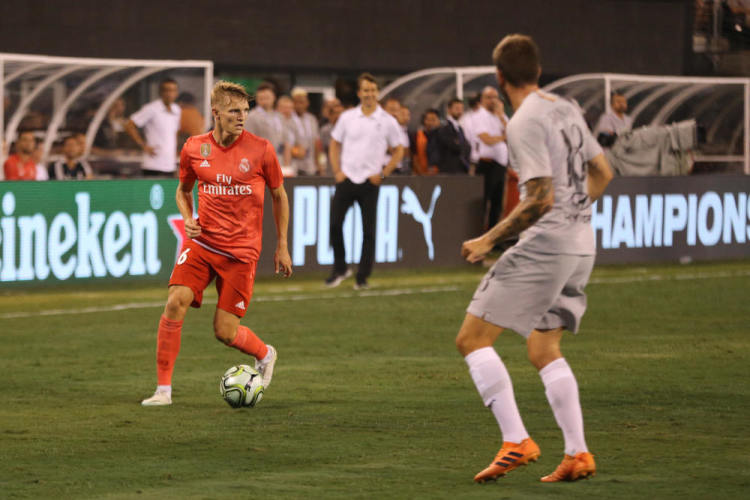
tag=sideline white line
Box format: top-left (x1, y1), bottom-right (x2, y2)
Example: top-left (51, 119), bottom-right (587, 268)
top-left (0, 285), bottom-right (461, 320)
top-left (588, 269), bottom-right (750, 285)
top-left (1, 269), bottom-right (747, 320)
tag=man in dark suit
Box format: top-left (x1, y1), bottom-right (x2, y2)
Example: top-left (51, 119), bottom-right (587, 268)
top-left (435, 98), bottom-right (471, 174)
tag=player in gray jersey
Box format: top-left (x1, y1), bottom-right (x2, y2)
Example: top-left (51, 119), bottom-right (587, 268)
top-left (455, 34), bottom-right (613, 484)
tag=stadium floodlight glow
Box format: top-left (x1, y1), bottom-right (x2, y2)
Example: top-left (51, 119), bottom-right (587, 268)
top-left (1, 52), bottom-right (213, 179)
top-left (381, 68), bottom-right (750, 175)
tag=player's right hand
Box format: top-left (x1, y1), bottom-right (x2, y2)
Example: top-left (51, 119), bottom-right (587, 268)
top-left (334, 171), bottom-right (347, 183)
top-left (461, 235), bottom-right (493, 263)
top-left (143, 144), bottom-right (157, 156)
top-left (184, 218), bottom-right (202, 239)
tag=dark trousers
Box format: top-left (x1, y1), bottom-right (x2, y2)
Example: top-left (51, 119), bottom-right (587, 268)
top-left (330, 178), bottom-right (380, 281)
top-left (477, 159), bottom-right (507, 229)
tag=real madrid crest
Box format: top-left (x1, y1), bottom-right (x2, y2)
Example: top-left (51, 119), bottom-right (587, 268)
top-left (239, 158), bottom-right (250, 173)
top-left (200, 143), bottom-right (211, 157)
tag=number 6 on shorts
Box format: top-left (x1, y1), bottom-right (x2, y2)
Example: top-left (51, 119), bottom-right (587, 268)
top-left (177, 248), bottom-right (191, 265)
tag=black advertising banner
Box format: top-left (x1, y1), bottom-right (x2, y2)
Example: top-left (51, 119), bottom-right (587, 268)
top-left (592, 175), bottom-right (750, 264)
top-left (257, 176), bottom-right (484, 275)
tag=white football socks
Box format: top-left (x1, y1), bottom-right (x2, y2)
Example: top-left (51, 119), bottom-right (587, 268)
top-left (465, 347), bottom-right (529, 444)
top-left (156, 384), bottom-right (172, 397)
top-left (539, 357), bottom-right (588, 456)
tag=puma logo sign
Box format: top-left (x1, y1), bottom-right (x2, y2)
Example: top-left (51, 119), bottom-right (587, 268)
top-left (400, 186), bottom-right (441, 261)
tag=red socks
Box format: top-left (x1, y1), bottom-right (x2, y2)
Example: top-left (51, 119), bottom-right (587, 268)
top-left (156, 315), bottom-right (183, 386)
top-left (229, 325), bottom-right (268, 360)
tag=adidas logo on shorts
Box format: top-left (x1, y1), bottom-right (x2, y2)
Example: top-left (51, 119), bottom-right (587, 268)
top-left (235, 300), bottom-right (245, 310)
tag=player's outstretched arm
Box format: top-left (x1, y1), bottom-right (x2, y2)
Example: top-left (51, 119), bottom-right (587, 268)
top-left (270, 185), bottom-right (292, 277)
top-left (586, 153), bottom-right (613, 203)
top-left (461, 176), bottom-right (553, 263)
top-left (175, 180), bottom-right (201, 238)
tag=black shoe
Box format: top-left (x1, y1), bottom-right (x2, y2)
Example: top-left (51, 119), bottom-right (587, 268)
top-left (325, 269), bottom-right (352, 288)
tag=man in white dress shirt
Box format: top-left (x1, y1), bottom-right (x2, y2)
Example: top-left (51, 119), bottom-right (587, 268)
top-left (125, 78), bottom-right (182, 176)
top-left (474, 86), bottom-right (509, 229)
top-left (325, 73), bottom-right (404, 290)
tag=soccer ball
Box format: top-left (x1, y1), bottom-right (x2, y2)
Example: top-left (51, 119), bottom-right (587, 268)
top-left (220, 365), bottom-right (264, 408)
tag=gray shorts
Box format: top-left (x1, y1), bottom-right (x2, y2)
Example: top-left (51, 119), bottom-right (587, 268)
top-left (466, 245), bottom-right (595, 338)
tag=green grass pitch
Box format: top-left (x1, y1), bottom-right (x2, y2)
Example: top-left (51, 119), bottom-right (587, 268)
top-left (1, 261), bottom-right (749, 499)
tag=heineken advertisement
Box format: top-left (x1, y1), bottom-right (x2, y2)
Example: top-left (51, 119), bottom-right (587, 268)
top-left (0, 180), bottom-right (180, 287)
top-left (0, 177), bottom-right (484, 288)
top-left (0, 175), bottom-right (748, 288)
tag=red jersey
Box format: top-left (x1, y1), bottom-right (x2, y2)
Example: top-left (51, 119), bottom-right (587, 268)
top-left (179, 131), bottom-right (283, 263)
top-left (3, 154), bottom-right (37, 180)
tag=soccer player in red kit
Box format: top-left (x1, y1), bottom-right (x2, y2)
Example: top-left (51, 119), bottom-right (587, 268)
top-left (142, 81), bottom-right (292, 406)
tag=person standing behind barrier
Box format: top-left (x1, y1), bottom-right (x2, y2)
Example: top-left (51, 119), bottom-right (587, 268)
top-left (124, 78), bottom-right (182, 177)
top-left (320, 98), bottom-right (344, 175)
top-left (435, 98), bottom-right (471, 175)
top-left (413, 109), bottom-right (441, 175)
top-left (460, 93), bottom-right (482, 175)
top-left (3, 131), bottom-right (37, 181)
top-left (245, 83), bottom-right (291, 167)
top-left (475, 86), bottom-right (509, 229)
top-left (326, 73), bottom-right (404, 290)
top-left (276, 95), bottom-right (304, 175)
top-left (291, 88), bottom-right (322, 176)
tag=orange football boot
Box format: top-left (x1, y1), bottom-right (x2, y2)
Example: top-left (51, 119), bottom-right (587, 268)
top-left (474, 437), bottom-right (541, 483)
top-left (540, 452), bottom-right (596, 482)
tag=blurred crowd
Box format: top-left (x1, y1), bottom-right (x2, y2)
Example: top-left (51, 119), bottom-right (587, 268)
top-left (2, 77), bottom-right (508, 183)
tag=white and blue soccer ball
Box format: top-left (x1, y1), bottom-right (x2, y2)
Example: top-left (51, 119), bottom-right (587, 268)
top-left (220, 365), bottom-right (264, 408)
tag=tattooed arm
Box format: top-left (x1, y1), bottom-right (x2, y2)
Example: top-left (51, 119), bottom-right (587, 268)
top-left (461, 177), bottom-right (554, 263)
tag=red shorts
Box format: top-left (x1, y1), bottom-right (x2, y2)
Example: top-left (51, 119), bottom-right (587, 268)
top-left (169, 239), bottom-right (256, 318)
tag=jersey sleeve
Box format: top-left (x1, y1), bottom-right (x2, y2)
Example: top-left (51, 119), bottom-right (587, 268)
top-left (507, 116), bottom-right (552, 185)
top-left (130, 103), bottom-right (153, 128)
top-left (178, 139), bottom-right (197, 184)
top-left (262, 140), bottom-right (284, 189)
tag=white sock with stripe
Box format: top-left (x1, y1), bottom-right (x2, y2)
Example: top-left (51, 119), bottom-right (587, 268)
top-left (539, 357), bottom-right (588, 456)
top-left (465, 347), bottom-right (529, 444)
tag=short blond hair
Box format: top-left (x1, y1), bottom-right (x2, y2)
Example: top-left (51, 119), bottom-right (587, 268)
top-left (210, 80), bottom-right (250, 107)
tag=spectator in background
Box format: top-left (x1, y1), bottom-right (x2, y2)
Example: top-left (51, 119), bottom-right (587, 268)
top-left (48, 135), bottom-right (93, 180)
top-left (381, 97), bottom-right (410, 174)
top-left (395, 104), bottom-right (412, 173)
top-left (177, 92), bottom-right (205, 138)
top-left (320, 97), bottom-right (337, 126)
top-left (593, 91), bottom-right (633, 146)
top-left (246, 82), bottom-right (291, 167)
top-left (320, 97), bottom-right (344, 175)
top-left (435, 98), bottom-right (471, 175)
top-left (94, 97), bottom-right (127, 151)
top-left (460, 93), bottom-right (482, 174)
top-left (413, 108), bottom-right (441, 175)
top-left (276, 95), bottom-right (302, 173)
top-left (3, 131), bottom-right (37, 181)
top-left (124, 78), bottom-right (182, 177)
top-left (291, 87), bottom-right (322, 175)
top-left (475, 86), bottom-right (509, 229)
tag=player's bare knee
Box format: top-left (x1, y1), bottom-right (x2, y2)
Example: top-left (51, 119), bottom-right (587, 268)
top-left (164, 296), bottom-right (189, 319)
